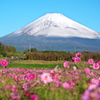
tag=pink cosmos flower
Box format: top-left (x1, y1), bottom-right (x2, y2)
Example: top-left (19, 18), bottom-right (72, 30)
top-left (41, 73), bottom-right (52, 84)
top-left (4, 85), bottom-right (11, 90)
top-left (72, 66), bottom-right (77, 70)
top-left (14, 76), bottom-right (19, 81)
top-left (97, 61), bottom-right (100, 64)
top-left (68, 80), bottom-right (75, 86)
top-left (82, 83), bottom-right (100, 100)
top-left (50, 73), bottom-right (55, 77)
top-left (84, 68), bottom-right (91, 73)
top-left (51, 87), bottom-right (56, 91)
top-left (12, 85), bottom-right (17, 92)
top-left (63, 61), bottom-right (70, 68)
top-left (28, 73), bottom-right (34, 80)
top-left (91, 78), bottom-right (99, 84)
top-left (62, 82), bottom-right (70, 89)
top-left (11, 93), bottom-right (21, 100)
top-left (72, 57), bottom-right (81, 63)
top-left (88, 84), bottom-right (97, 90)
top-left (30, 94), bottom-right (39, 100)
top-left (75, 52), bottom-right (82, 57)
top-left (92, 63), bottom-right (99, 69)
top-left (0, 60), bottom-right (8, 67)
top-left (88, 59), bottom-right (94, 64)
top-left (82, 90), bottom-right (91, 100)
top-left (54, 81), bottom-right (61, 88)
top-left (23, 83), bottom-right (30, 90)
top-left (25, 92), bottom-right (31, 97)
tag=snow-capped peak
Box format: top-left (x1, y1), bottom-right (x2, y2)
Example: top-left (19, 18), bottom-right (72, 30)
top-left (10, 13), bottom-right (100, 39)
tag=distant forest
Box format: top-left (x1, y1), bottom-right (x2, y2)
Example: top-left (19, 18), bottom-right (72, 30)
top-left (0, 42), bottom-right (100, 61)
top-left (26, 51), bottom-right (100, 61)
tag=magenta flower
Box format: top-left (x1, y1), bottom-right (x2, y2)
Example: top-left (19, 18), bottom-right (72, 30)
top-left (14, 76), bottom-right (19, 81)
top-left (28, 73), bottom-right (35, 80)
top-left (50, 72), bottom-right (55, 77)
top-left (62, 82), bottom-right (71, 89)
top-left (11, 93), bottom-right (21, 100)
top-left (54, 81), bottom-right (61, 88)
top-left (75, 52), bottom-right (82, 57)
top-left (91, 78), bottom-right (99, 84)
top-left (88, 59), bottom-right (94, 64)
top-left (97, 61), bottom-right (100, 64)
top-left (82, 83), bottom-right (100, 100)
top-left (23, 83), bottom-right (31, 90)
top-left (88, 84), bottom-right (97, 90)
top-left (4, 85), bottom-right (11, 90)
top-left (72, 57), bottom-right (81, 63)
top-left (0, 60), bottom-right (8, 67)
top-left (72, 66), bottom-right (77, 70)
top-left (92, 63), bottom-right (99, 69)
top-left (63, 61), bottom-right (70, 68)
top-left (41, 73), bottom-right (52, 84)
top-left (25, 91), bottom-right (31, 97)
top-left (12, 85), bottom-right (17, 92)
top-left (84, 68), bottom-right (91, 73)
top-left (30, 94), bottom-right (39, 100)
top-left (82, 90), bottom-right (91, 100)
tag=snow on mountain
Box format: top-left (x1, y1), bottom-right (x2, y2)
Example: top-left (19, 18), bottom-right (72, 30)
top-left (8, 13), bottom-right (100, 39)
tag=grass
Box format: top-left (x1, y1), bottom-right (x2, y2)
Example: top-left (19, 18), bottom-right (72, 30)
top-left (7, 63), bottom-right (62, 69)
top-left (11, 60), bottom-right (65, 64)
top-left (7, 60), bottom-right (64, 69)
top-left (6, 60), bottom-right (89, 70)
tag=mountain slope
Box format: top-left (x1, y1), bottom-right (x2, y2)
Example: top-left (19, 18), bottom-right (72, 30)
top-left (0, 34), bottom-right (100, 52)
top-left (0, 13), bottom-right (100, 52)
top-left (7, 13), bottom-right (100, 39)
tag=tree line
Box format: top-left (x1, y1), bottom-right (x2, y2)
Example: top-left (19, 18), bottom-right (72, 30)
top-left (0, 42), bottom-right (16, 57)
top-left (26, 51), bottom-right (100, 61)
top-left (0, 42), bottom-right (100, 62)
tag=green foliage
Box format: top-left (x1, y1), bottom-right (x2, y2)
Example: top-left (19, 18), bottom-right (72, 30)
top-left (42, 50), bottom-right (66, 53)
top-left (27, 48), bottom-right (38, 52)
top-left (0, 42), bottom-right (17, 57)
top-left (82, 51), bottom-right (100, 61)
top-left (26, 52), bottom-right (74, 61)
top-left (7, 63), bottom-right (63, 69)
top-left (0, 42), bottom-right (6, 56)
top-left (7, 62), bottom-right (90, 70)
top-left (25, 50), bottom-right (100, 61)
top-left (4, 45), bottom-right (16, 53)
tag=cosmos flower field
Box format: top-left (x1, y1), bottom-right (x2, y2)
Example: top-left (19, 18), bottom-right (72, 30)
top-left (0, 53), bottom-right (100, 100)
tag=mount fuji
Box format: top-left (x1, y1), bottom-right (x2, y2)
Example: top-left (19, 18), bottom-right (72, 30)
top-left (0, 13), bottom-right (100, 52)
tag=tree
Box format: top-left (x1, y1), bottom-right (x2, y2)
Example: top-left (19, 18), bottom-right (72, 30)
top-left (4, 46), bottom-right (16, 53)
top-left (0, 42), bottom-right (6, 56)
top-left (27, 48), bottom-right (38, 52)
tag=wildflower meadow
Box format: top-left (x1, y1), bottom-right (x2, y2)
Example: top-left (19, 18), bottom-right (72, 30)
top-left (0, 52), bottom-right (100, 100)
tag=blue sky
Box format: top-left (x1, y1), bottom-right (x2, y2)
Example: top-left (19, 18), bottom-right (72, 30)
top-left (0, 0), bottom-right (100, 37)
